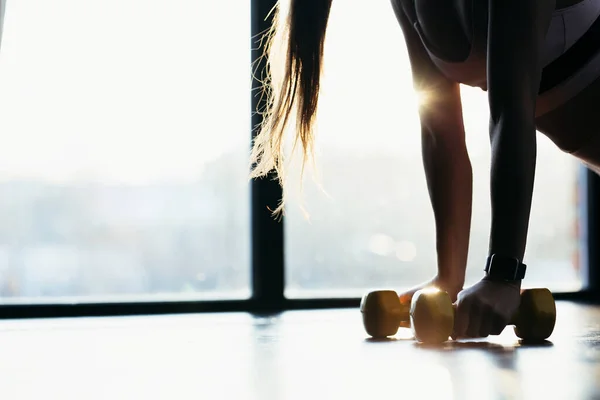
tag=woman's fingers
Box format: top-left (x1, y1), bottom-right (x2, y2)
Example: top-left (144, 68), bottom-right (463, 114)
top-left (450, 279), bottom-right (521, 340)
top-left (452, 299), bottom-right (470, 339)
top-left (453, 301), bottom-right (507, 339)
top-left (466, 302), bottom-right (483, 338)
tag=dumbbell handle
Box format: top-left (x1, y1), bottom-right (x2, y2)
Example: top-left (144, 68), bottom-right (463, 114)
top-left (361, 289), bottom-right (556, 338)
top-left (375, 301), bottom-right (520, 327)
top-left (450, 304), bottom-right (519, 326)
top-left (409, 288), bottom-right (555, 343)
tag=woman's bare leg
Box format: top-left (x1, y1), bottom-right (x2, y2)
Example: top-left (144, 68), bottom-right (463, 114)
top-left (536, 76), bottom-right (600, 171)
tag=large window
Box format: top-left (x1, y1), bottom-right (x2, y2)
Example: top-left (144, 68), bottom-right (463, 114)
top-left (284, 0), bottom-right (581, 298)
top-left (0, 0), bottom-right (589, 315)
top-left (0, 0), bottom-right (251, 302)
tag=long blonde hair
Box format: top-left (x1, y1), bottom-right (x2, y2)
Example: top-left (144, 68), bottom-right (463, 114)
top-left (249, 0), bottom-right (333, 216)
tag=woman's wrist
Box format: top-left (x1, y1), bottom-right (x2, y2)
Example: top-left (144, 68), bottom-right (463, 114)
top-left (481, 274), bottom-right (523, 293)
top-left (435, 273), bottom-right (465, 300)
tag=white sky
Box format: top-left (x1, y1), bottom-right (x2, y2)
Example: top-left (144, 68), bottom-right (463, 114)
top-left (0, 0), bottom-right (571, 184)
top-left (0, 0), bottom-right (250, 184)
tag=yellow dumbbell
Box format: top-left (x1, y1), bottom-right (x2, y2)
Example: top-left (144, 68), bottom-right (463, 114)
top-left (360, 287), bottom-right (556, 343)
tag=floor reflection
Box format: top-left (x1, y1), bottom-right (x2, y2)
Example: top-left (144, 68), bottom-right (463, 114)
top-left (0, 301), bottom-right (596, 399)
top-left (414, 338), bottom-right (553, 351)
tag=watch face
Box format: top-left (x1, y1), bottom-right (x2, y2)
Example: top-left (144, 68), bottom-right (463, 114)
top-left (485, 255), bottom-right (526, 281)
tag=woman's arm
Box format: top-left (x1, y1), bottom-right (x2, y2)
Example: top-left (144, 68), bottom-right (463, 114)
top-left (393, 3), bottom-right (472, 293)
top-left (486, 0), bottom-right (555, 263)
top-left (451, 1), bottom-right (557, 339)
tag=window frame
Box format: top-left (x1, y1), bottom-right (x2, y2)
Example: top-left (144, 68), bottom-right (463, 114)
top-left (0, 0), bottom-right (596, 320)
top-left (580, 169), bottom-right (600, 298)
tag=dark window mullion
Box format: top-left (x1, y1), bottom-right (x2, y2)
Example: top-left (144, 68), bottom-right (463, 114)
top-left (583, 168), bottom-right (600, 299)
top-left (250, 0), bottom-right (285, 312)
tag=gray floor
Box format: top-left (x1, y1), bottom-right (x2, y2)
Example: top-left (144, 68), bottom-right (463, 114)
top-left (0, 301), bottom-right (597, 399)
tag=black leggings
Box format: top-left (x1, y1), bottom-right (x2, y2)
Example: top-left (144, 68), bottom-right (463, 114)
top-left (535, 11), bottom-right (600, 168)
top-left (536, 74), bottom-right (600, 170)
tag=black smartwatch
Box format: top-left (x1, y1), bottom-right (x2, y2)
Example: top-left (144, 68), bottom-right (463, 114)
top-left (484, 254), bottom-right (527, 281)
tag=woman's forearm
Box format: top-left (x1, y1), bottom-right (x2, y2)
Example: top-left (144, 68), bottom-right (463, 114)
top-left (422, 130), bottom-right (473, 289)
top-left (488, 119), bottom-right (536, 261)
top-left (486, 0), bottom-right (554, 262)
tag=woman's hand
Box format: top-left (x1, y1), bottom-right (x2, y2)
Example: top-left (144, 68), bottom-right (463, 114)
top-left (398, 275), bottom-right (464, 306)
top-left (452, 277), bottom-right (522, 339)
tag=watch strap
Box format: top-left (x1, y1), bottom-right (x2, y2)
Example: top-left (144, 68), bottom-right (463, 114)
top-left (484, 254), bottom-right (527, 281)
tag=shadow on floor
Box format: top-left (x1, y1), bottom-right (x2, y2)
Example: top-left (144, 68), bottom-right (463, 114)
top-left (413, 339), bottom-right (554, 352)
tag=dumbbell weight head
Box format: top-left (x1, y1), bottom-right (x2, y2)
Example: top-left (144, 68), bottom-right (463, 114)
top-left (360, 290), bottom-right (409, 338)
top-left (512, 288), bottom-right (556, 341)
top-left (409, 288), bottom-right (454, 344)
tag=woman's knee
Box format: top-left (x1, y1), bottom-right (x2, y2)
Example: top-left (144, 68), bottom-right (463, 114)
top-left (571, 134), bottom-right (600, 169)
top-left (535, 117), bottom-right (588, 154)
top-left (535, 77), bottom-right (600, 154)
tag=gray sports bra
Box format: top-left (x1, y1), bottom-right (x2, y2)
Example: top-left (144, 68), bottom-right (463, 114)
top-left (402, 0), bottom-right (600, 116)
